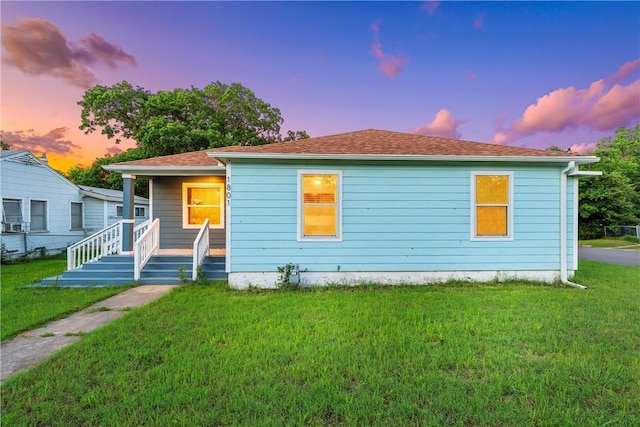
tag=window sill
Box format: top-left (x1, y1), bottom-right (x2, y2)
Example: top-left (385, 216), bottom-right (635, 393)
top-left (471, 236), bottom-right (514, 242)
top-left (298, 237), bottom-right (343, 242)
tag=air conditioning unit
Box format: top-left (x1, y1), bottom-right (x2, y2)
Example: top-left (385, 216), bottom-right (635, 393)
top-left (3, 223), bottom-right (23, 233)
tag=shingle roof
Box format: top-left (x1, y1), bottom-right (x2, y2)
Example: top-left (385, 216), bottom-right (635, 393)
top-left (210, 129), bottom-right (577, 157)
top-left (78, 185), bottom-right (149, 203)
top-left (112, 149), bottom-right (217, 167)
top-left (111, 129), bottom-right (593, 169)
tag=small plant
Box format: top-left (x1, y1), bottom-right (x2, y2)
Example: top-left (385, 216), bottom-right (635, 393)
top-left (277, 263), bottom-right (299, 290)
top-left (39, 332), bottom-right (55, 338)
top-left (177, 265), bottom-right (187, 283)
top-left (194, 266), bottom-right (209, 286)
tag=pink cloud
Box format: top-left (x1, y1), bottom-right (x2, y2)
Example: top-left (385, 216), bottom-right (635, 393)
top-left (569, 142), bottom-right (598, 154)
top-left (370, 21), bottom-right (409, 78)
top-left (603, 58), bottom-right (639, 84)
top-left (1, 127), bottom-right (82, 155)
top-left (473, 13), bottom-right (486, 29)
top-left (1, 18), bottom-right (136, 88)
top-left (411, 109), bottom-right (466, 139)
top-left (491, 59), bottom-right (640, 145)
top-left (464, 69), bottom-right (477, 82)
top-left (421, 1), bottom-right (440, 15)
top-left (105, 145), bottom-right (125, 156)
top-left (289, 75), bottom-right (299, 84)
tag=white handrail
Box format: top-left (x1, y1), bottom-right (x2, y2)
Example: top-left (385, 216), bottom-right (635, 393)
top-left (134, 218), bottom-right (160, 280)
top-left (192, 218), bottom-right (210, 280)
top-left (133, 219), bottom-right (151, 241)
top-left (67, 221), bottom-right (123, 270)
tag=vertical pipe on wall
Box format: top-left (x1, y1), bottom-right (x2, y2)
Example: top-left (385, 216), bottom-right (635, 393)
top-left (225, 161), bottom-right (232, 273)
top-left (560, 162), bottom-right (586, 289)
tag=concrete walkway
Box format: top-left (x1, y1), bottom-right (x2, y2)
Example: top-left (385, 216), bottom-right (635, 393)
top-left (1, 285), bottom-right (177, 383)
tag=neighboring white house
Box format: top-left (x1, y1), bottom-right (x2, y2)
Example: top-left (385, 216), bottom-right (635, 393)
top-left (0, 150), bottom-right (148, 257)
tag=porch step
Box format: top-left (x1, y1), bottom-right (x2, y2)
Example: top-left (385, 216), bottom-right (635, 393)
top-left (37, 255), bottom-right (227, 287)
top-left (137, 256), bottom-right (226, 284)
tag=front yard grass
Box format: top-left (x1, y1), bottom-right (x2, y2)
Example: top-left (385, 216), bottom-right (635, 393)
top-left (1, 254), bottom-right (129, 341)
top-left (2, 260), bottom-right (638, 425)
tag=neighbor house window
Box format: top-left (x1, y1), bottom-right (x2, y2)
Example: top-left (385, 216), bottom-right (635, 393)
top-left (71, 202), bottom-right (83, 230)
top-left (297, 171), bottom-right (342, 241)
top-left (30, 200), bottom-right (48, 232)
top-left (2, 199), bottom-right (23, 232)
top-left (471, 172), bottom-right (513, 240)
top-left (182, 183), bottom-right (224, 228)
top-left (116, 206), bottom-right (146, 217)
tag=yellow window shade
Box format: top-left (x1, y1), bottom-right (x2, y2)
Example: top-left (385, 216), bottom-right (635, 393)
top-left (303, 206), bottom-right (336, 236)
top-left (187, 207), bottom-right (221, 225)
top-left (303, 175), bottom-right (336, 204)
top-left (188, 187), bottom-right (220, 205)
top-left (477, 206), bottom-right (507, 235)
top-left (476, 175), bottom-right (509, 204)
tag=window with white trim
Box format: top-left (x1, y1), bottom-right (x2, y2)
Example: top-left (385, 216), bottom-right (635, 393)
top-left (30, 200), bottom-right (48, 232)
top-left (2, 199), bottom-right (23, 232)
top-left (116, 205), bottom-right (147, 218)
top-left (135, 206), bottom-right (147, 217)
top-left (298, 171), bottom-right (342, 241)
top-left (71, 202), bottom-right (83, 230)
top-left (182, 183), bottom-right (224, 228)
top-left (471, 172), bottom-right (513, 240)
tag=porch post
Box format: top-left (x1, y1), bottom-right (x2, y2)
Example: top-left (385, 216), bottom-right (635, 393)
top-left (122, 174), bottom-right (136, 253)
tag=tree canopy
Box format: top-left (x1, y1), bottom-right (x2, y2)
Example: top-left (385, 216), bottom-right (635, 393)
top-left (71, 81), bottom-right (309, 194)
top-left (66, 148), bottom-right (149, 198)
top-left (579, 125), bottom-right (640, 238)
top-left (78, 80), bottom-right (307, 157)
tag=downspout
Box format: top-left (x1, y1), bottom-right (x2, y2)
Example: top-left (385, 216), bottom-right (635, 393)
top-left (560, 161), bottom-right (587, 289)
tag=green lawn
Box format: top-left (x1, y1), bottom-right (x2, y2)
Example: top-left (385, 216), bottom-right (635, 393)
top-left (2, 260), bottom-right (639, 426)
top-left (1, 254), bottom-right (129, 341)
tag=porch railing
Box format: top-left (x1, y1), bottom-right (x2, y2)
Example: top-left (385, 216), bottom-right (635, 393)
top-left (192, 218), bottom-right (210, 280)
top-left (134, 218), bottom-right (160, 280)
top-left (67, 221), bottom-right (122, 270)
top-left (134, 219), bottom-right (151, 241)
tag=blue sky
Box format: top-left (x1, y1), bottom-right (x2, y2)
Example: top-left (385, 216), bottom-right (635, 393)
top-left (2, 1), bottom-right (639, 171)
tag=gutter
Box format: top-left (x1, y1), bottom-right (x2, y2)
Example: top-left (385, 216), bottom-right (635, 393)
top-left (210, 152), bottom-right (601, 165)
top-left (560, 161), bottom-right (587, 289)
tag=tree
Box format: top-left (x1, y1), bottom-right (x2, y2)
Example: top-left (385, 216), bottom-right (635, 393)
top-left (67, 148), bottom-right (149, 198)
top-left (0, 135), bottom-right (10, 150)
top-left (579, 125), bottom-right (640, 238)
top-left (78, 81), bottom-right (305, 157)
top-left (283, 130), bottom-right (310, 141)
top-left (546, 145), bottom-right (566, 152)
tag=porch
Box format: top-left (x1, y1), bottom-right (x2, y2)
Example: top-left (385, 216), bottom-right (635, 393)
top-left (38, 219), bottom-right (227, 287)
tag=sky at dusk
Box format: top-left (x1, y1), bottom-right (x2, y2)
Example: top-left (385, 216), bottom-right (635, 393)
top-left (1, 1), bottom-right (639, 173)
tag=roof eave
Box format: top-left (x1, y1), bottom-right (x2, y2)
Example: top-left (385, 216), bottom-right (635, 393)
top-left (103, 165), bottom-right (226, 176)
top-left (209, 152), bottom-right (601, 165)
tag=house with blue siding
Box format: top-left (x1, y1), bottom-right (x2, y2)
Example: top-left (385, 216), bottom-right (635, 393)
top-left (104, 129), bottom-right (601, 289)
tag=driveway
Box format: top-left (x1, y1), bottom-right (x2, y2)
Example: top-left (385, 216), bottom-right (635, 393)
top-left (578, 246), bottom-right (640, 266)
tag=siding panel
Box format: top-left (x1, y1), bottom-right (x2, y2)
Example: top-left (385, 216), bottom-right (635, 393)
top-left (153, 176), bottom-right (226, 249)
top-left (229, 161), bottom-right (569, 274)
